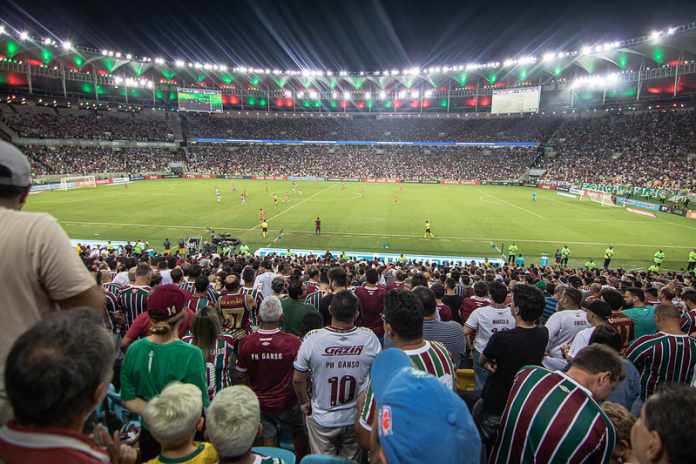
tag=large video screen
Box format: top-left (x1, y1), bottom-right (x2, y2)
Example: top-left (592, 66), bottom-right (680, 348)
top-left (177, 88), bottom-right (223, 113)
top-left (491, 86), bottom-right (541, 114)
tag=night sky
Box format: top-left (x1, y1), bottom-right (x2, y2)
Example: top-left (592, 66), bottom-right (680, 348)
top-left (2, 0), bottom-right (696, 71)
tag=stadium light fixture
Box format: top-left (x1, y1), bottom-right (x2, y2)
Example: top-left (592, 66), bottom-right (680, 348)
top-left (297, 90), bottom-right (304, 98)
top-left (101, 49), bottom-right (108, 56)
top-left (343, 91), bottom-right (351, 100)
top-left (115, 52), bottom-right (122, 58)
top-left (0, 25), bottom-right (5, 35)
top-left (62, 40), bottom-right (72, 50)
top-left (410, 90), bottom-right (419, 99)
top-left (42, 37), bottom-right (52, 45)
top-left (284, 90), bottom-right (292, 98)
top-left (125, 53), bottom-right (132, 60)
top-left (650, 30), bottom-right (662, 42)
top-left (379, 90), bottom-right (387, 100)
top-left (155, 57), bottom-right (165, 64)
top-left (309, 90), bottom-right (318, 99)
top-left (194, 63), bottom-right (202, 69)
top-left (581, 45), bottom-right (592, 55)
top-left (503, 59), bottom-right (515, 67)
top-left (360, 71), bottom-right (365, 76)
top-left (331, 91), bottom-right (338, 99)
top-left (339, 70), bottom-right (348, 77)
top-left (424, 89), bottom-right (433, 98)
top-left (542, 52), bottom-right (556, 62)
top-left (175, 60), bottom-right (185, 68)
top-left (114, 76), bottom-right (123, 84)
top-left (326, 71), bottom-right (333, 76)
top-left (364, 91), bottom-right (371, 100)
top-left (108, 51), bottom-right (115, 57)
top-left (219, 64), bottom-right (227, 72)
top-left (667, 27), bottom-right (676, 35)
top-left (19, 31), bottom-right (29, 41)
top-left (398, 90), bottom-right (407, 99)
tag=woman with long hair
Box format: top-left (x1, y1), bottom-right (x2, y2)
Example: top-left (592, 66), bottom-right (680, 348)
top-left (182, 305), bottom-right (239, 401)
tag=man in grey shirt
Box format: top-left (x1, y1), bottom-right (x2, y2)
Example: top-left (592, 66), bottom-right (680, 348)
top-left (412, 286), bottom-right (466, 367)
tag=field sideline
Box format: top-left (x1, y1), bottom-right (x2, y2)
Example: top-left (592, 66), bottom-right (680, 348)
top-left (25, 179), bottom-right (696, 270)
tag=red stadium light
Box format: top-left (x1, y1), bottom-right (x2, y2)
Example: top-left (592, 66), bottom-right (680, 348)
top-left (285, 98), bottom-right (294, 107)
top-left (409, 100), bottom-right (419, 108)
top-left (275, 98), bottom-right (284, 107)
top-left (393, 100), bottom-right (401, 108)
top-left (466, 98), bottom-right (477, 107)
top-left (340, 100), bottom-right (348, 109)
top-left (230, 95), bottom-right (240, 105)
top-left (422, 99), bottom-right (431, 108)
top-left (357, 101), bottom-right (365, 109)
top-left (479, 96), bottom-right (491, 106)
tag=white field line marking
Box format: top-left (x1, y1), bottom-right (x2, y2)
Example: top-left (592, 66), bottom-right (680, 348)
top-left (482, 193), bottom-right (546, 220)
top-left (246, 184), bottom-right (335, 231)
top-left (58, 220), bottom-right (693, 249)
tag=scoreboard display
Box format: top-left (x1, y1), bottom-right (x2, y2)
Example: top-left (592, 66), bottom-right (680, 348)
top-left (491, 86), bottom-right (541, 114)
top-left (177, 88), bottom-right (223, 112)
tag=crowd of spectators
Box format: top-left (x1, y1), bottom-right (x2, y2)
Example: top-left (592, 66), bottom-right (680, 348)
top-left (541, 109), bottom-right (696, 191)
top-left (0, 104), bottom-right (177, 141)
top-left (187, 145), bottom-right (536, 181)
top-left (184, 112), bottom-right (560, 142)
top-left (24, 145), bottom-right (185, 176)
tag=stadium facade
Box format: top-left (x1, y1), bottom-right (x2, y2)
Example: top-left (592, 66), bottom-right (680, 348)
top-left (1, 22), bottom-right (696, 112)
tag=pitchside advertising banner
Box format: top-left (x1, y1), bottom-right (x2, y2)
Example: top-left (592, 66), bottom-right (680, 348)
top-left (616, 197), bottom-right (661, 211)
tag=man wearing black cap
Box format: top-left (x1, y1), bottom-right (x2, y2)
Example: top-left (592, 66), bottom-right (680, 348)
top-left (0, 141), bottom-right (104, 425)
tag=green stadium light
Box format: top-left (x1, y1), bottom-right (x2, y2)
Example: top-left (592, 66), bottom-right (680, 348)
top-left (162, 69), bottom-right (176, 80)
top-left (617, 53), bottom-right (629, 69)
top-left (40, 48), bottom-right (53, 65)
top-left (81, 82), bottom-right (92, 94)
top-left (439, 98), bottom-right (448, 108)
top-left (73, 55), bottom-right (85, 69)
top-left (455, 73), bottom-right (467, 86)
top-left (330, 100), bottom-right (337, 108)
top-left (652, 48), bottom-right (664, 64)
top-left (6, 41), bottom-right (19, 58)
top-left (247, 96), bottom-right (256, 106)
top-left (155, 89), bottom-right (164, 99)
top-left (367, 100), bottom-right (373, 109)
top-left (103, 57), bottom-right (115, 72)
top-left (302, 100), bottom-right (310, 108)
top-left (249, 75), bottom-right (261, 86)
top-left (553, 66), bottom-right (562, 77)
top-left (384, 100), bottom-right (392, 108)
top-left (195, 74), bottom-right (205, 83)
top-left (487, 73), bottom-right (497, 83)
top-left (313, 100), bottom-right (321, 108)
top-left (259, 98), bottom-right (267, 106)
top-left (518, 68), bottom-right (527, 81)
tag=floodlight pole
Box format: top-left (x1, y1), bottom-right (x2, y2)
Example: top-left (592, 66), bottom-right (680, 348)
top-left (92, 68), bottom-right (99, 103)
top-left (60, 64), bottom-right (66, 98)
top-left (673, 55), bottom-right (681, 97)
top-left (447, 80), bottom-right (451, 113)
top-left (26, 61), bottom-right (33, 95)
top-left (636, 62), bottom-right (644, 102)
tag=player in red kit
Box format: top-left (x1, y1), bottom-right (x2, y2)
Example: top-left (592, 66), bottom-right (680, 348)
top-left (314, 217), bottom-right (321, 235)
top-left (355, 268), bottom-right (386, 342)
top-left (235, 296), bottom-right (306, 458)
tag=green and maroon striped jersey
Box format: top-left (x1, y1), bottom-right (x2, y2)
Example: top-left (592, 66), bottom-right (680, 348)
top-left (358, 340), bottom-right (455, 430)
top-left (626, 332), bottom-right (696, 401)
top-left (118, 285), bottom-right (151, 330)
top-left (305, 289), bottom-right (328, 310)
top-left (490, 366), bottom-right (615, 464)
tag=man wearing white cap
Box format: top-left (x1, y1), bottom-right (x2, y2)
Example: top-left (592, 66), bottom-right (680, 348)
top-left (0, 141), bottom-right (103, 425)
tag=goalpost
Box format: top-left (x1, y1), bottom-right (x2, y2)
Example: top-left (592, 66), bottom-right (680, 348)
top-left (580, 189), bottom-right (617, 207)
top-left (59, 175), bottom-right (97, 191)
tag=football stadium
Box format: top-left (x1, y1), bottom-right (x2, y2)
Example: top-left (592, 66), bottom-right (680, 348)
top-left (2, 2), bottom-right (696, 463)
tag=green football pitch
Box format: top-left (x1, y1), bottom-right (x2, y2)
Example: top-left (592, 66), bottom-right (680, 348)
top-left (25, 179), bottom-right (696, 271)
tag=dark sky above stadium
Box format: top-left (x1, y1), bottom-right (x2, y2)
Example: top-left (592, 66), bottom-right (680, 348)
top-left (3, 0), bottom-right (696, 71)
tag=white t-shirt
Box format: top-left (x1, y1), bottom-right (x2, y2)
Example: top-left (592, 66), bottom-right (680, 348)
top-left (253, 271), bottom-right (276, 298)
top-left (113, 271), bottom-right (130, 287)
top-left (0, 207), bottom-right (95, 366)
top-left (569, 326), bottom-right (596, 358)
top-left (158, 269), bottom-right (173, 285)
top-left (294, 326), bottom-right (381, 427)
top-left (465, 305), bottom-right (516, 353)
top-left (544, 309), bottom-right (589, 369)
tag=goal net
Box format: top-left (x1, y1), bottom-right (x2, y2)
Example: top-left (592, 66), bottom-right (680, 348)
top-left (59, 175), bottom-right (97, 191)
top-left (581, 189), bottom-right (617, 207)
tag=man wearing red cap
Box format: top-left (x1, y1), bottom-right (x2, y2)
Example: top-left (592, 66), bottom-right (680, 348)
top-left (120, 284), bottom-right (209, 462)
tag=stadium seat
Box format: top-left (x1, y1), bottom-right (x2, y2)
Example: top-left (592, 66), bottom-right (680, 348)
top-left (300, 455), bottom-right (354, 464)
top-left (252, 446), bottom-right (296, 464)
top-left (456, 368), bottom-right (476, 392)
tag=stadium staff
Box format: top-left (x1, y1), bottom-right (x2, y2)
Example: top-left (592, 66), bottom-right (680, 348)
top-left (0, 141), bottom-right (104, 425)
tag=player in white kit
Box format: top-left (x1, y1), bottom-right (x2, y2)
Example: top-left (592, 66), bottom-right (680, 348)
top-left (293, 291), bottom-right (381, 460)
top-left (215, 187), bottom-right (222, 203)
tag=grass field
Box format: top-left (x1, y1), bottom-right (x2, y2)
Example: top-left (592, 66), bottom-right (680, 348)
top-left (25, 179), bottom-right (696, 270)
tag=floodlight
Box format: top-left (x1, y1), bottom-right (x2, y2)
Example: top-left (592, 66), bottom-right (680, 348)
top-left (43, 37), bottom-right (52, 45)
top-left (108, 51), bottom-right (114, 57)
top-left (114, 76), bottom-right (123, 84)
top-left (379, 90), bottom-right (387, 100)
top-left (667, 27), bottom-right (676, 35)
top-left (194, 63), bottom-right (202, 69)
top-left (410, 90), bottom-right (419, 99)
top-left (115, 52), bottom-right (122, 58)
top-left (339, 70), bottom-right (348, 76)
top-left (543, 52), bottom-right (556, 62)
top-left (146, 81), bottom-right (153, 89)
top-left (204, 63), bottom-right (212, 70)
top-left (650, 31), bottom-right (662, 41)
top-left (284, 90), bottom-right (292, 98)
top-left (343, 91), bottom-right (351, 100)
top-left (219, 65), bottom-right (227, 72)
top-left (331, 91), bottom-right (338, 99)
top-left (326, 71), bottom-right (333, 76)
top-left (154, 57), bottom-right (164, 64)
top-left (398, 90), bottom-right (406, 99)
top-left (297, 90), bottom-right (304, 98)
top-left (360, 71), bottom-right (365, 75)
top-left (581, 45), bottom-right (592, 55)
top-left (364, 91), bottom-right (371, 100)
top-left (175, 60), bottom-right (185, 68)
top-left (126, 53), bottom-right (132, 60)
top-left (101, 49), bottom-right (108, 56)
top-left (19, 31), bottom-right (29, 41)
top-left (424, 89), bottom-right (433, 98)
top-left (62, 40), bottom-right (72, 50)
top-left (309, 90), bottom-right (318, 99)
top-left (0, 25), bottom-right (5, 35)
